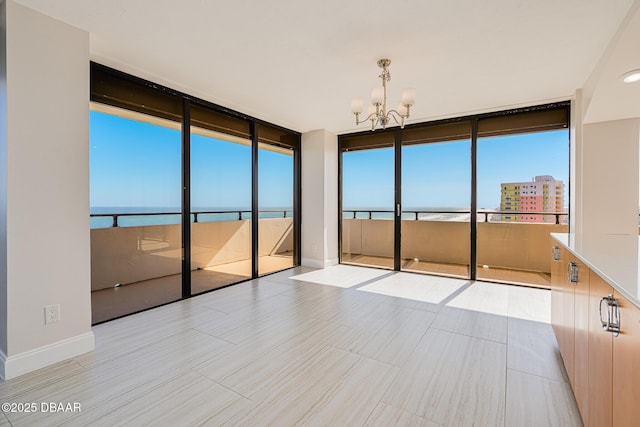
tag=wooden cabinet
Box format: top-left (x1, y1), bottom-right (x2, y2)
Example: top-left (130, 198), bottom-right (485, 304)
top-left (550, 245), bottom-right (564, 354)
top-left (573, 257), bottom-right (589, 419)
top-left (551, 239), bottom-right (640, 427)
top-left (612, 292), bottom-right (640, 426)
top-left (551, 246), bottom-right (584, 394)
top-left (587, 271), bottom-right (613, 427)
top-left (562, 251), bottom-right (576, 385)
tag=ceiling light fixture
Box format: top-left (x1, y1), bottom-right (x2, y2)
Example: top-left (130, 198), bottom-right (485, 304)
top-left (351, 59), bottom-right (415, 131)
top-left (620, 69), bottom-right (640, 83)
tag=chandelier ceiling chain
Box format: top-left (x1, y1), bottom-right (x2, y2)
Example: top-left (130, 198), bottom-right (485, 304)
top-left (351, 59), bottom-right (416, 131)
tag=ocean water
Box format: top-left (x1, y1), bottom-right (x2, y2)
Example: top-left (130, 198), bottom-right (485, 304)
top-left (90, 207), bottom-right (293, 229)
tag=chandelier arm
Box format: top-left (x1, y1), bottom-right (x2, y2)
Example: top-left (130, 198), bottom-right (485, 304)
top-left (386, 110), bottom-right (407, 128)
top-left (355, 112), bottom-right (378, 125)
top-left (387, 110), bottom-right (403, 123)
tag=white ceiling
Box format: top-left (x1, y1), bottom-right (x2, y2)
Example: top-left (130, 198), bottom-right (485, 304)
top-left (14, 0), bottom-right (639, 133)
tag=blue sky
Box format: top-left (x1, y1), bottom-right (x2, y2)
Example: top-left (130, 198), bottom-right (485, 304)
top-left (90, 111), bottom-right (293, 210)
top-left (343, 129), bottom-right (569, 210)
top-left (91, 111), bottom-right (568, 212)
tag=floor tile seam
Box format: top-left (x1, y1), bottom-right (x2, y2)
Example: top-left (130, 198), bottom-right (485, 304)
top-left (87, 327), bottom-right (237, 372)
top-left (195, 289), bottom-right (294, 312)
top-left (292, 349), bottom-right (385, 426)
top-left (505, 315), bottom-right (552, 326)
top-left (428, 324), bottom-right (508, 345)
top-left (35, 366), bottom-right (198, 426)
top-left (70, 356), bottom-right (90, 370)
top-left (386, 299), bottom-right (444, 314)
top-left (506, 367), bottom-right (569, 384)
top-left (222, 308), bottom-right (336, 343)
top-left (124, 308), bottom-right (231, 332)
top-left (352, 355), bottom-right (404, 427)
top-left (190, 326), bottom-right (238, 346)
top-left (1, 361), bottom-right (90, 402)
top-left (190, 304), bottom-right (304, 340)
top-left (356, 289), bottom-right (446, 311)
top-left (86, 370), bottom-right (222, 426)
top-left (0, 371), bottom-right (79, 408)
top-left (236, 345), bottom-right (358, 423)
top-left (241, 343), bottom-right (342, 402)
top-left (190, 367), bottom-right (254, 401)
top-left (325, 345), bottom-right (400, 372)
top-left (214, 331), bottom-right (341, 391)
top-left (376, 398), bottom-right (445, 427)
top-left (366, 311), bottom-right (438, 366)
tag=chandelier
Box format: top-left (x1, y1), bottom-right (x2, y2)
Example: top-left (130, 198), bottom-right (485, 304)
top-left (350, 59), bottom-right (416, 131)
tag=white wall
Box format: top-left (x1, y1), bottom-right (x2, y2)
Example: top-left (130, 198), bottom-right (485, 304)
top-left (574, 3), bottom-right (640, 236)
top-left (0, 1), bottom-right (8, 358)
top-left (0, 1), bottom-right (94, 379)
top-left (569, 92), bottom-right (582, 234)
top-left (301, 129), bottom-right (338, 268)
top-left (578, 118), bottom-right (640, 235)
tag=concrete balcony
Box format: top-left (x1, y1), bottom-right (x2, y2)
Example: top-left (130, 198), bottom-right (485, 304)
top-left (90, 216), bottom-right (294, 323)
top-left (342, 217), bottom-right (568, 286)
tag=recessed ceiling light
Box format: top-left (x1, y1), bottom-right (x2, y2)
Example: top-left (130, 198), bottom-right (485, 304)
top-left (620, 69), bottom-right (640, 83)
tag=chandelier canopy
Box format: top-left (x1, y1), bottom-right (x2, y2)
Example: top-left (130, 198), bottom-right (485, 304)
top-left (350, 59), bottom-right (416, 131)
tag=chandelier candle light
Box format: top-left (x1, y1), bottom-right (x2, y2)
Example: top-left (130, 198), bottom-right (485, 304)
top-left (351, 59), bottom-right (416, 130)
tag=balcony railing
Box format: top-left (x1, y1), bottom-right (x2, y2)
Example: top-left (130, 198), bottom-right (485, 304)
top-left (343, 210), bottom-right (568, 224)
top-left (91, 209), bottom-right (294, 228)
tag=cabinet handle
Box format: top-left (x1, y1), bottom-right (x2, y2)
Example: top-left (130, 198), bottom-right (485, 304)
top-left (568, 261), bottom-right (578, 284)
top-left (552, 246), bottom-right (560, 261)
top-left (599, 294), bottom-right (620, 336)
top-left (611, 298), bottom-right (620, 337)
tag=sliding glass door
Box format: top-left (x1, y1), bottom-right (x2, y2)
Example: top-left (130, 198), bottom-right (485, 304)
top-left (90, 105), bottom-right (183, 324)
top-left (257, 124), bottom-right (299, 275)
top-left (340, 133), bottom-right (395, 269)
top-left (476, 121), bottom-right (569, 286)
top-left (190, 105), bottom-right (253, 294)
top-left (401, 123), bottom-right (471, 278)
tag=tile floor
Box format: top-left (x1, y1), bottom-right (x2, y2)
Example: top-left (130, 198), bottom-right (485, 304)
top-left (0, 265), bottom-right (582, 426)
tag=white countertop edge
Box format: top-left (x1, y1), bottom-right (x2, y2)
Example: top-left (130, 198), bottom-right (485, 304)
top-left (551, 232), bottom-right (640, 309)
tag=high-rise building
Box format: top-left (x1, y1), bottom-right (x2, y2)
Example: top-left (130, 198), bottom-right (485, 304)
top-left (500, 175), bottom-right (564, 223)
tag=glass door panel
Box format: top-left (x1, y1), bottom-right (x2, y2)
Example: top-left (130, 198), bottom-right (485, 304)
top-left (401, 140), bottom-right (471, 278)
top-left (190, 106), bottom-right (252, 294)
top-left (89, 105), bottom-right (182, 324)
top-left (476, 129), bottom-right (569, 286)
top-left (258, 142), bottom-right (295, 276)
top-left (341, 145), bottom-right (395, 270)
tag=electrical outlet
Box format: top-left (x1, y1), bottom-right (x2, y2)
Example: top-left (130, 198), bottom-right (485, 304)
top-left (44, 304), bottom-right (61, 325)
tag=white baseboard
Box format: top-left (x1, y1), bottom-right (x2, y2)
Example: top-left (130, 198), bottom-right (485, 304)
top-left (1, 332), bottom-right (95, 380)
top-left (301, 257), bottom-right (339, 269)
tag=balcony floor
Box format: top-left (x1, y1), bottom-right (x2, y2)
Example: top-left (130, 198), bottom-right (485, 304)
top-left (91, 255), bottom-right (294, 324)
top-left (2, 265), bottom-right (581, 426)
top-left (342, 254), bottom-right (551, 288)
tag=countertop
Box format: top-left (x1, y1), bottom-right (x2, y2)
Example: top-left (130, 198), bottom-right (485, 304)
top-left (551, 232), bottom-right (640, 309)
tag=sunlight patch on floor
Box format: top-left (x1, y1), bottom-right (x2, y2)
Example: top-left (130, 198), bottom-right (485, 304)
top-left (358, 272), bottom-right (470, 304)
top-left (288, 264), bottom-right (390, 288)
